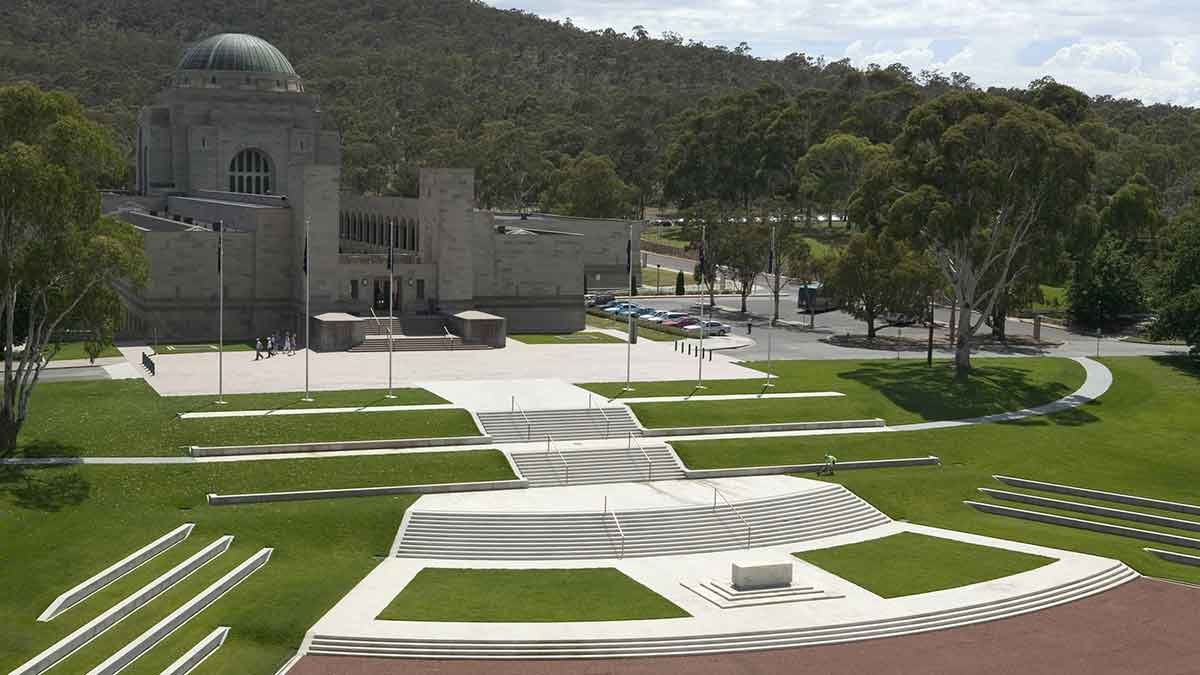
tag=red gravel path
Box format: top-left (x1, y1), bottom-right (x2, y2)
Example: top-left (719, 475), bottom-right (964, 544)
top-left (288, 579), bottom-right (1200, 675)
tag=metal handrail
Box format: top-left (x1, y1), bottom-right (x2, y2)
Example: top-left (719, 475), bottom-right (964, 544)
top-left (443, 326), bottom-right (454, 351)
top-left (546, 434), bottom-right (569, 485)
top-left (511, 396), bottom-right (532, 441)
top-left (592, 395), bottom-right (612, 439)
top-left (627, 431), bottom-right (653, 481)
top-left (713, 487), bottom-right (752, 549)
top-left (604, 496), bottom-right (626, 559)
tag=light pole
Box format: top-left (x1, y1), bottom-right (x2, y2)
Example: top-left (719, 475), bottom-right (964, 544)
top-left (764, 223), bottom-right (776, 388)
top-left (386, 218), bottom-right (396, 399)
top-left (697, 222), bottom-right (707, 390)
top-left (656, 263), bottom-right (662, 296)
top-left (216, 220), bottom-right (226, 405)
top-left (623, 222), bottom-right (635, 392)
top-left (302, 217), bottom-right (313, 402)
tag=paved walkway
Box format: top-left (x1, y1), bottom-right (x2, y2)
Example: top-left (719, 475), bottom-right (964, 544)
top-left (290, 578), bottom-right (1200, 675)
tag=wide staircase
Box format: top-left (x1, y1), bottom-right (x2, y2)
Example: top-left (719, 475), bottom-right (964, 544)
top-left (393, 484), bottom-right (889, 560)
top-left (476, 408), bottom-right (641, 443)
top-left (510, 443), bottom-right (685, 487)
top-left (349, 335), bottom-right (487, 352)
top-left (307, 562), bottom-right (1137, 659)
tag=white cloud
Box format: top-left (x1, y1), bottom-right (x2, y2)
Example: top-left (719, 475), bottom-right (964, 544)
top-left (487, 1), bottom-right (1200, 105)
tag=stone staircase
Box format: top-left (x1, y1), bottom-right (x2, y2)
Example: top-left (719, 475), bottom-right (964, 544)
top-left (349, 335), bottom-right (489, 352)
top-left (510, 444), bottom-right (685, 487)
top-left (307, 562), bottom-right (1137, 659)
top-left (681, 579), bottom-right (843, 609)
top-left (393, 484), bottom-right (889, 560)
top-left (476, 408), bottom-right (641, 443)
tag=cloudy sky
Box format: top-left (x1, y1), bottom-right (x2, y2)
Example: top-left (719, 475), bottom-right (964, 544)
top-left (487, 1), bottom-right (1200, 106)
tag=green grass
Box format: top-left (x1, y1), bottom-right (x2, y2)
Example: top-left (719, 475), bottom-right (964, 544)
top-left (376, 568), bottom-right (690, 622)
top-left (640, 266), bottom-right (685, 290)
top-left (585, 313), bottom-right (679, 341)
top-left (153, 341), bottom-right (256, 354)
top-left (588, 357), bottom-right (1085, 430)
top-left (0, 450), bottom-right (517, 674)
top-left (510, 332), bottom-right (624, 344)
top-left (46, 342), bottom-right (122, 361)
top-left (14, 380), bottom-right (464, 457)
top-left (641, 225), bottom-right (689, 248)
top-left (675, 356), bottom-right (1200, 588)
top-left (795, 532), bottom-right (1055, 598)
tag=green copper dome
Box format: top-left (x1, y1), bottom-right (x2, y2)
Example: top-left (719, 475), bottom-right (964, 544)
top-left (177, 33), bottom-right (297, 75)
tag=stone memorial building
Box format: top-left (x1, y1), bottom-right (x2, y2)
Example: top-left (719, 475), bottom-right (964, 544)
top-left (106, 33), bottom-right (639, 347)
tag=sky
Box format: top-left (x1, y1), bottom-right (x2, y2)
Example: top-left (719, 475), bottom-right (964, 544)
top-left (487, 1), bottom-right (1200, 106)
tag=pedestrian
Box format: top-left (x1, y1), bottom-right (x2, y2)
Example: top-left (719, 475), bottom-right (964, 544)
top-left (254, 337), bottom-right (263, 361)
top-left (286, 332), bottom-right (295, 356)
top-left (266, 335), bottom-right (274, 358)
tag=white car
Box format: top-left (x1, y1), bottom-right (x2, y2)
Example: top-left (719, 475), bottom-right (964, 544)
top-left (650, 311), bottom-right (688, 324)
top-left (683, 320), bottom-right (729, 336)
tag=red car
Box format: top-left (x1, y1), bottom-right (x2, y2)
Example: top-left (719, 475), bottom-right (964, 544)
top-left (662, 316), bottom-right (698, 328)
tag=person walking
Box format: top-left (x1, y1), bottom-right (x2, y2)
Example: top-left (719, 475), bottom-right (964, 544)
top-left (266, 335), bottom-right (275, 358)
top-left (254, 337), bottom-right (263, 361)
top-left (288, 332), bottom-right (296, 356)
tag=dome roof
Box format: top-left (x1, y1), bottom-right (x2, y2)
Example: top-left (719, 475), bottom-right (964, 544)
top-left (177, 33), bottom-right (297, 75)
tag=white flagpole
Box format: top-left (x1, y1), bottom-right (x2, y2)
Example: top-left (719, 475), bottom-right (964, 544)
top-left (302, 217), bottom-right (313, 402)
top-left (216, 220), bottom-right (226, 404)
top-left (623, 222), bottom-right (635, 392)
top-left (697, 222), bottom-right (706, 390)
top-left (765, 223), bottom-right (776, 388)
top-left (386, 218), bottom-right (396, 399)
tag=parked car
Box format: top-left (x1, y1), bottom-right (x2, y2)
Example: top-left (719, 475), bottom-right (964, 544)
top-left (663, 316), bottom-right (699, 328)
top-left (602, 302), bottom-right (636, 314)
top-left (636, 308), bottom-right (663, 319)
top-left (592, 293), bottom-right (615, 306)
top-left (684, 320), bottom-right (730, 336)
top-left (584, 294), bottom-right (596, 307)
top-left (650, 311), bottom-right (688, 324)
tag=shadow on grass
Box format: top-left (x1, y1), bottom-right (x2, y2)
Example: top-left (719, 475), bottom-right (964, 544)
top-left (1149, 354), bottom-right (1200, 381)
top-left (0, 463), bottom-right (91, 511)
top-left (838, 360), bottom-right (1094, 425)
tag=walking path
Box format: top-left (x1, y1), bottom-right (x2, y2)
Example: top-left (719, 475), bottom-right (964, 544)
top-left (1, 357), bottom-right (1112, 466)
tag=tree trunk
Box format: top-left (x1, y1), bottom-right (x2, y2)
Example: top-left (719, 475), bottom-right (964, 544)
top-left (954, 301), bottom-right (972, 371)
top-left (866, 315), bottom-right (876, 339)
top-left (772, 278), bottom-right (780, 324)
top-left (0, 416), bottom-right (18, 457)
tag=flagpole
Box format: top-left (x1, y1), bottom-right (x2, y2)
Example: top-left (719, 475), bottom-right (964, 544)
top-left (386, 218), bottom-right (396, 399)
top-left (623, 222), bottom-right (635, 392)
top-left (216, 220), bottom-right (226, 404)
top-left (302, 217), bottom-right (313, 402)
top-left (765, 223), bottom-right (775, 388)
top-left (697, 222), bottom-right (706, 390)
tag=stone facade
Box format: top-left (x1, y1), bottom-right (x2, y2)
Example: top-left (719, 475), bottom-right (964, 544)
top-left (112, 33), bottom-right (639, 344)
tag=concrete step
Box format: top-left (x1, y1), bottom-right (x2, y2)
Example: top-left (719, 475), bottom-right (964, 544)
top-left (511, 445), bottom-right (684, 487)
top-left (478, 408), bottom-right (642, 443)
top-left (307, 564), bottom-right (1136, 658)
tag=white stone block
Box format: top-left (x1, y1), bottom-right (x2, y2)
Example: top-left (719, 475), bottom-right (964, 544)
top-left (731, 560), bottom-right (793, 590)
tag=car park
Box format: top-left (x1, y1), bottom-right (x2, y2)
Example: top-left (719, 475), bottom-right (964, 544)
top-left (683, 320), bottom-right (730, 336)
top-left (663, 316), bottom-right (699, 328)
top-left (650, 311), bottom-right (688, 324)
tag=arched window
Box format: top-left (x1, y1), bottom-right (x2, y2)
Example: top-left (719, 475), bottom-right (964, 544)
top-left (228, 148), bottom-right (273, 195)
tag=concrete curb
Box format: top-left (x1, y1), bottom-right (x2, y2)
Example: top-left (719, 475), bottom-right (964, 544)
top-left (1145, 548), bottom-right (1200, 567)
top-left (13, 536), bottom-right (231, 675)
top-left (680, 455), bottom-right (940, 479)
top-left (88, 548), bottom-right (272, 675)
top-left (37, 523), bottom-right (194, 622)
top-left (206, 478), bottom-right (529, 505)
top-left (992, 475), bottom-right (1200, 517)
top-left (964, 501), bottom-right (1200, 549)
top-left (644, 419), bottom-right (886, 438)
top-left (189, 434), bottom-right (490, 457)
top-left (161, 626), bottom-right (229, 675)
top-left (978, 488), bottom-right (1200, 533)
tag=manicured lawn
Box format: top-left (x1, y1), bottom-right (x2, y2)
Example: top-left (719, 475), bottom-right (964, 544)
top-left (14, 380), bottom-right (460, 457)
top-left (589, 357), bottom-right (1085, 429)
top-left (795, 532), bottom-right (1055, 598)
top-left (154, 341), bottom-right (256, 354)
top-left (510, 332), bottom-right (624, 344)
top-left (46, 342), bottom-right (122, 361)
top-left (676, 356), bottom-right (1200, 587)
top-left (640, 266), bottom-right (683, 290)
top-left (377, 568), bottom-right (690, 622)
top-left (586, 313), bottom-right (678, 341)
top-left (0, 450), bottom-right (516, 674)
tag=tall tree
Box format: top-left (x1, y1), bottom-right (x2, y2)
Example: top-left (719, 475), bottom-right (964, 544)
top-left (797, 133), bottom-right (885, 229)
top-left (1066, 232), bottom-right (1143, 327)
top-left (1151, 219), bottom-right (1200, 355)
top-left (1, 83), bottom-right (148, 455)
top-left (475, 120), bottom-right (553, 211)
top-left (825, 232), bottom-right (933, 338)
top-left (886, 92), bottom-right (1092, 371)
top-left (540, 152), bottom-right (638, 218)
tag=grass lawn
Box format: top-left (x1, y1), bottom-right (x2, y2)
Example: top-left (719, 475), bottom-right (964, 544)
top-left (14, 380), bottom-right (465, 457)
top-left (677, 356), bottom-right (1200, 587)
top-left (641, 224), bottom-right (689, 248)
top-left (153, 341), bottom-right (256, 354)
top-left (510, 332), bottom-right (624, 344)
top-left (640, 266), bottom-right (684, 291)
top-left (46, 342), bottom-right (122, 361)
top-left (588, 357), bottom-right (1085, 430)
top-left (377, 568), bottom-right (689, 622)
top-left (586, 313), bottom-right (678, 341)
top-left (0, 451), bottom-right (516, 674)
top-left (795, 532), bottom-right (1055, 598)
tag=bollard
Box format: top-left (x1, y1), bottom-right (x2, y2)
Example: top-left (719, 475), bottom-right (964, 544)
top-left (709, 349), bottom-right (713, 361)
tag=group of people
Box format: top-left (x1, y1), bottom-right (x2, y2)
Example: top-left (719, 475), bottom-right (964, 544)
top-left (253, 331), bottom-right (299, 360)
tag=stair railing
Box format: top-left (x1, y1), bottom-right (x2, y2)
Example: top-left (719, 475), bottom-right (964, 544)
top-left (590, 395), bottom-right (612, 439)
top-left (603, 496), bottom-right (626, 559)
top-left (713, 487), bottom-right (752, 550)
top-left (546, 434), bottom-right (569, 485)
top-left (627, 431), bottom-right (653, 482)
top-left (511, 396), bottom-right (532, 441)
top-left (442, 326), bottom-right (455, 351)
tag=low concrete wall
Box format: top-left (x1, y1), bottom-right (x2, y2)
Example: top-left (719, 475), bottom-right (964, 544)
top-left (37, 523), bottom-right (194, 622)
top-left (207, 478), bottom-right (529, 506)
top-left (190, 434), bottom-right (489, 457)
top-left (449, 310), bottom-right (506, 347)
top-left (993, 475), bottom-right (1200, 517)
top-left (680, 455), bottom-right (940, 479)
top-left (644, 418), bottom-right (886, 438)
top-left (162, 626), bottom-right (229, 675)
top-left (89, 548), bottom-right (272, 675)
top-left (13, 536), bottom-right (231, 675)
top-left (965, 501), bottom-right (1200, 549)
top-left (979, 488), bottom-right (1200, 533)
top-left (1145, 548), bottom-right (1200, 567)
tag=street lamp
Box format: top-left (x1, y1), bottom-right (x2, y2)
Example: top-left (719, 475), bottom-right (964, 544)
top-left (656, 263), bottom-right (662, 295)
